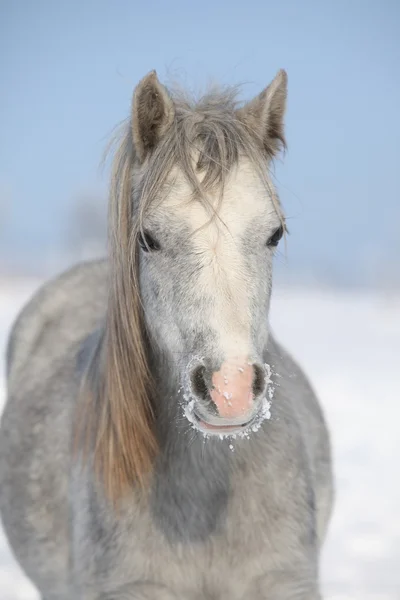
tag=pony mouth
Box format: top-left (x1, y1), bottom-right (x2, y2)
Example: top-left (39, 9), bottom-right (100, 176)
top-left (191, 408), bottom-right (259, 436)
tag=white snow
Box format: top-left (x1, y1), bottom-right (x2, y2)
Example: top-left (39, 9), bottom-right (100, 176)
top-left (0, 278), bottom-right (399, 599)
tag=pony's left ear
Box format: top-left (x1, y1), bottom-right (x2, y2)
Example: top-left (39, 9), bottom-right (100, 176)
top-left (238, 69), bottom-right (287, 158)
top-left (131, 71), bottom-right (175, 162)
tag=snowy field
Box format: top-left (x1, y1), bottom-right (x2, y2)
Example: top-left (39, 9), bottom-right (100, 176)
top-left (0, 277), bottom-right (399, 599)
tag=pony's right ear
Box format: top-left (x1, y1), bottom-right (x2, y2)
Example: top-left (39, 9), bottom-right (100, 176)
top-left (131, 71), bottom-right (175, 162)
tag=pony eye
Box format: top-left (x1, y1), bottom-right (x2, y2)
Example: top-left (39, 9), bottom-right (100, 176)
top-left (266, 225), bottom-right (284, 248)
top-left (138, 231), bottom-right (161, 252)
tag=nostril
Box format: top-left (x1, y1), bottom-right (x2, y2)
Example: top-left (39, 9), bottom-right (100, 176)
top-left (191, 365), bottom-right (208, 400)
top-left (252, 364), bottom-right (266, 398)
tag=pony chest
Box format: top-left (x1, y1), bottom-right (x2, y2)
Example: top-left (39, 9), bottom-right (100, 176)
top-left (149, 443), bottom-right (270, 545)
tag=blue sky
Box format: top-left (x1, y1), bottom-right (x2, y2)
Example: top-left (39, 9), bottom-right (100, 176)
top-left (1, 0), bottom-right (399, 283)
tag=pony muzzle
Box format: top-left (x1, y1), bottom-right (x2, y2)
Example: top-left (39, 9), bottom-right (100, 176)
top-left (189, 358), bottom-right (266, 433)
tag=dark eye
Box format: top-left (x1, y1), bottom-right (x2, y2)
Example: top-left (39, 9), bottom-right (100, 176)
top-left (138, 230), bottom-right (161, 252)
top-left (266, 225), bottom-right (284, 248)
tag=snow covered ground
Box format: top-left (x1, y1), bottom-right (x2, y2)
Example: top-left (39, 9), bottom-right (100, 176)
top-left (0, 277), bottom-right (399, 599)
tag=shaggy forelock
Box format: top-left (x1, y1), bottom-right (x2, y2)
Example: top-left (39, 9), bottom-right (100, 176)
top-left (111, 85), bottom-right (283, 226)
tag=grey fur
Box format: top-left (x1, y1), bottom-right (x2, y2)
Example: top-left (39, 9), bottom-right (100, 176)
top-left (0, 74), bottom-right (333, 600)
top-left (0, 261), bottom-right (333, 599)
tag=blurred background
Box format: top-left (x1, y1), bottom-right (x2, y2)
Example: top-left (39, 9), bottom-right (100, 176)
top-left (1, 0), bottom-right (399, 286)
top-left (0, 1), bottom-right (399, 599)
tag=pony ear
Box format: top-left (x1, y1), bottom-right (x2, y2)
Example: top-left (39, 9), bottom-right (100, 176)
top-left (131, 71), bottom-right (175, 162)
top-left (238, 69), bottom-right (288, 158)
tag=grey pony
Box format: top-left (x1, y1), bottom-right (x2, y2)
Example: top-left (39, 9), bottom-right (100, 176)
top-left (0, 70), bottom-right (333, 600)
